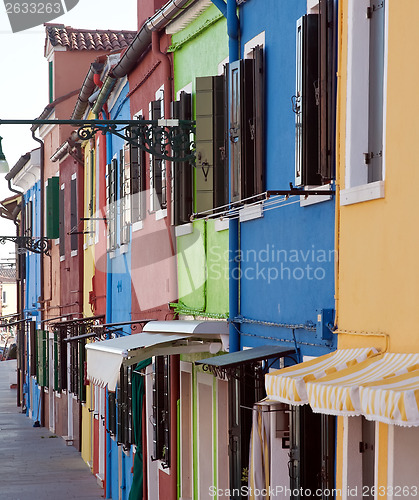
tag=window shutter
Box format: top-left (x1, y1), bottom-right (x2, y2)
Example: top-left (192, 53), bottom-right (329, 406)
top-left (59, 186), bottom-right (65, 257)
top-left (151, 100), bottom-right (166, 210)
top-left (196, 77), bottom-right (215, 213)
top-left (229, 62), bottom-right (242, 202)
top-left (295, 14), bottom-right (321, 186)
top-left (25, 200), bottom-right (33, 237)
top-left (106, 159), bottom-right (117, 251)
top-left (29, 321), bottom-right (36, 377)
top-left (54, 331), bottom-right (59, 391)
top-left (252, 46), bottom-right (265, 196)
top-left (368, 0), bottom-right (385, 182)
top-left (108, 391), bottom-right (117, 436)
top-left (130, 126), bottom-right (146, 223)
top-left (152, 356), bottom-right (165, 461)
top-left (36, 330), bottom-right (48, 387)
top-left (120, 145), bottom-right (131, 245)
top-left (117, 365), bottom-right (124, 445)
top-left (46, 177), bottom-right (59, 239)
top-left (172, 92), bottom-right (193, 225)
top-left (78, 336), bottom-right (86, 403)
top-left (319, 0), bottom-right (336, 182)
top-left (70, 178), bottom-right (78, 251)
top-left (213, 75), bottom-right (228, 209)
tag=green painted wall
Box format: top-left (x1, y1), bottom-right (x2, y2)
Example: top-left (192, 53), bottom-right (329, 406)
top-left (171, 4), bottom-right (229, 319)
top-left (176, 221), bottom-right (229, 317)
top-left (171, 4), bottom-right (227, 95)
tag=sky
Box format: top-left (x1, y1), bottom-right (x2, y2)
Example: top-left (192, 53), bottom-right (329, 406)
top-left (0, 0), bottom-right (138, 261)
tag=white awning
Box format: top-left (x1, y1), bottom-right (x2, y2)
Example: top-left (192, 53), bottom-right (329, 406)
top-left (86, 320), bottom-right (228, 390)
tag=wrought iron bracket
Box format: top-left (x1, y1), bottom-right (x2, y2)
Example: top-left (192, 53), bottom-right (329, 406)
top-left (0, 235), bottom-right (50, 255)
top-left (0, 119), bottom-right (196, 163)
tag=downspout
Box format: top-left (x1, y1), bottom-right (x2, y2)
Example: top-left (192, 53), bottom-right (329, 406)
top-left (31, 129), bottom-right (46, 426)
top-left (6, 178), bottom-right (24, 407)
top-left (211, 0), bottom-right (240, 352)
top-left (151, 27), bottom-right (178, 497)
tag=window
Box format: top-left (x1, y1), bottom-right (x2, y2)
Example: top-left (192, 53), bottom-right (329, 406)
top-left (120, 145), bottom-right (131, 245)
top-left (106, 159), bottom-right (117, 251)
top-left (342, 0), bottom-right (386, 204)
top-left (295, 0), bottom-right (336, 187)
top-left (172, 91), bottom-right (193, 225)
top-left (70, 177), bottom-right (78, 252)
top-left (2, 290), bottom-right (6, 305)
top-left (152, 356), bottom-right (170, 467)
top-left (24, 199), bottom-right (33, 238)
top-left (59, 184), bottom-right (65, 257)
top-left (131, 115), bottom-right (146, 225)
top-left (195, 74), bottom-right (228, 213)
top-left (230, 45), bottom-right (264, 202)
top-left (46, 177), bottom-right (59, 239)
top-left (53, 326), bottom-right (67, 392)
top-left (117, 365), bottom-right (133, 450)
top-left (150, 87), bottom-right (166, 212)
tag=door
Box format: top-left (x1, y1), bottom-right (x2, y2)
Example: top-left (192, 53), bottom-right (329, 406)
top-left (361, 417), bottom-right (375, 499)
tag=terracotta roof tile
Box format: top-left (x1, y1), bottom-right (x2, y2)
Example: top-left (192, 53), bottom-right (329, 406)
top-left (45, 24), bottom-right (136, 52)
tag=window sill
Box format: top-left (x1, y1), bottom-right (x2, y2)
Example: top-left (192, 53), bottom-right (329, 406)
top-left (132, 220), bottom-right (143, 233)
top-left (108, 250), bottom-right (116, 260)
top-left (158, 461), bottom-right (171, 475)
top-left (155, 209), bottom-right (167, 221)
top-left (60, 255), bottom-right (65, 262)
top-left (71, 250), bottom-right (77, 258)
top-left (175, 223), bottom-right (193, 237)
top-left (120, 244), bottom-right (128, 255)
top-left (214, 218), bottom-right (229, 232)
top-left (300, 184), bottom-right (333, 207)
top-left (239, 203), bottom-right (263, 223)
top-left (340, 181), bottom-right (385, 206)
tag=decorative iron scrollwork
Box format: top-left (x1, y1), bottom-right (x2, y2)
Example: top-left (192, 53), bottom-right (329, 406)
top-left (77, 119), bottom-right (195, 163)
top-left (0, 236), bottom-right (50, 255)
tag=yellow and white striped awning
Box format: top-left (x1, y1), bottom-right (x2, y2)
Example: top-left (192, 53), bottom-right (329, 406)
top-left (306, 352), bottom-right (419, 417)
top-left (265, 347), bottom-right (379, 405)
top-left (359, 369), bottom-right (419, 427)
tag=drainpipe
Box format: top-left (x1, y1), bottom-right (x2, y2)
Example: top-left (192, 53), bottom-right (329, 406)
top-left (31, 130), bottom-right (46, 425)
top-left (211, 0), bottom-right (240, 351)
top-left (6, 178), bottom-right (24, 406)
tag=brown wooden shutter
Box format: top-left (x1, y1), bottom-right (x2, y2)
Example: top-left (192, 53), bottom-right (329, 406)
top-left (70, 178), bottom-right (78, 251)
top-left (319, 0), bottom-right (335, 182)
top-left (213, 75), bottom-right (228, 209)
top-left (172, 92), bottom-right (193, 225)
top-left (296, 14), bottom-right (321, 186)
top-left (253, 46), bottom-right (265, 196)
top-left (229, 61), bottom-right (242, 202)
top-left (151, 100), bottom-right (165, 210)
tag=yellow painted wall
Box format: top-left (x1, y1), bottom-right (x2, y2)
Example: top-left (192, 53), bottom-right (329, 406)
top-left (81, 117), bottom-right (96, 465)
top-left (336, 0), bottom-right (419, 354)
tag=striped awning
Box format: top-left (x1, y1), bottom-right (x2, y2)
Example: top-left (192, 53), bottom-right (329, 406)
top-left (265, 347), bottom-right (379, 405)
top-left (306, 352), bottom-right (419, 418)
top-left (359, 369), bottom-right (419, 427)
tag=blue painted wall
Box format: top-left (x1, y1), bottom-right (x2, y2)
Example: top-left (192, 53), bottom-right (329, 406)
top-left (105, 82), bottom-right (134, 500)
top-left (23, 182), bottom-right (42, 419)
top-left (235, 0), bottom-right (337, 358)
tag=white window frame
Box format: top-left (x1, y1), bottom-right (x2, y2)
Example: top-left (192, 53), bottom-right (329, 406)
top-left (341, 0), bottom-right (388, 206)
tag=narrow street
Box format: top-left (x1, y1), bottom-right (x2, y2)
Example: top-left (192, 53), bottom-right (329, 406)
top-left (0, 360), bottom-right (103, 500)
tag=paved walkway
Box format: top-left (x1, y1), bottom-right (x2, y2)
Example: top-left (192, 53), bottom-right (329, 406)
top-left (0, 360), bottom-right (104, 499)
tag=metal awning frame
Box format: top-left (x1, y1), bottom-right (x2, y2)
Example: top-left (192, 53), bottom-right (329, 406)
top-left (197, 347), bottom-right (296, 382)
